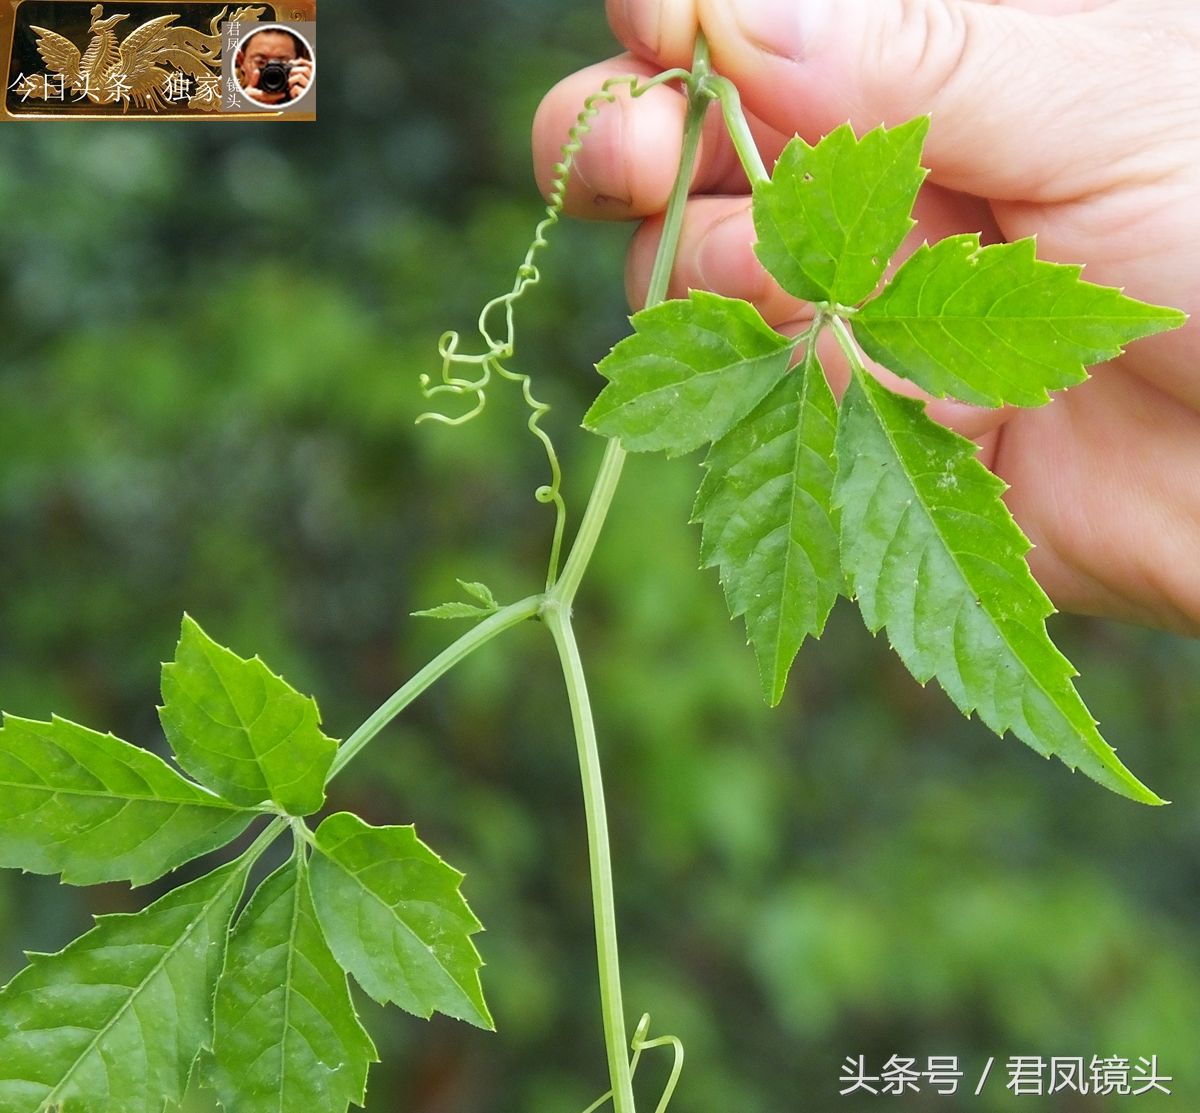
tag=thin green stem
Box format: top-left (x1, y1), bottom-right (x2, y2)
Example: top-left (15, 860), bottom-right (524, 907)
top-left (644, 86), bottom-right (710, 309)
top-left (704, 75), bottom-right (769, 186)
top-left (244, 814), bottom-right (291, 863)
top-left (290, 816), bottom-right (317, 849)
top-left (553, 439), bottom-right (627, 606)
top-left (578, 1014), bottom-right (684, 1113)
top-left (555, 41), bottom-right (712, 609)
top-left (326, 594), bottom-right (544, 781)
top-left (544, 37), bottom-right (716, 1113)
top-left (330, 35), bottom-right (734, 1111)
top-left (830, 314), bottom-right (868, 379)
top-left (544, 602), bottom-right (633, 1113)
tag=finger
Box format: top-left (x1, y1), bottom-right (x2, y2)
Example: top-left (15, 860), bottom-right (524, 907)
top-left (613, 0), bottom-right (1139, 200)
top-left (532, 58), bottom-right (684, 220)
top-left (625, 181), bottom-right (1003, 318)
top-left (806, 325), bottom-right (1010, 447)
top-left (966, 0), bottom-right (1112, 11)
top-left (606, 0), bottom-right (1109, 67)
top-left (607, 0), bottom-right (699, 68)
top-left (994, 367), bottom-right (1200, 633)
top-left (747, 311), bottom-right (1008, 448)
top-left (532, 57), bottom-right (788, 219)
top-left (625, 194), bottom-right (1010, 444)
top-left (626, 199), bottom-right (803, 323)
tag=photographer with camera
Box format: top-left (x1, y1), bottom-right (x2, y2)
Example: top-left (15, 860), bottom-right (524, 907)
top-left (236, 26), bottom-right (312, 106)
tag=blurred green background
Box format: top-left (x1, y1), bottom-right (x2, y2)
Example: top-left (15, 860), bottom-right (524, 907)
top-left (1, 2), bottom-right (1198, 1110)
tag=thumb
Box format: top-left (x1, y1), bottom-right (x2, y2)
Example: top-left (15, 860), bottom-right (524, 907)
top-left (615, 0), bottom-right (1126, 201)
top-left (607, 0), bottom-right (699, 69)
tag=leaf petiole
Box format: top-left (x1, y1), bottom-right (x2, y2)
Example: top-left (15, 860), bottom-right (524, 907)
top-left (829, 313), bottom-right (868, 379)
top-left (326, 593), bottom-right (544, 782)
top-left (702, 75), bottom-right (768, 186)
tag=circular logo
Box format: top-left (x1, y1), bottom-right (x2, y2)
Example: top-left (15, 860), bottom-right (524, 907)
top-left (234, 23), bottom-right (315, 109)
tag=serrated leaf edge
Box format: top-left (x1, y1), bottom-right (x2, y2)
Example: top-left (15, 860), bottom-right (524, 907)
top-left (692, 346), bottom-right (842, 704)
top-left (12, 854), bottom-right (252, 1112)
top-left (311, 814), bottom-right (493, 1031)
top-left (834, 369), bottom-right (1161, 805)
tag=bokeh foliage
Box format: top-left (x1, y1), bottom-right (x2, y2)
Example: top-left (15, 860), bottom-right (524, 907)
top-left (1, 2), bottom-right (1198, 1109)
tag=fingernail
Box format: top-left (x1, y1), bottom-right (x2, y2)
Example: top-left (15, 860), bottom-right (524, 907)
top-left (572, 97), bottom-right (633, 209)
top-left (625, 0), bottom-right (661, 57)
top-left (733, 0), bottom-right (829, 63)
top-left (627, 0), bottom-right (698, 64)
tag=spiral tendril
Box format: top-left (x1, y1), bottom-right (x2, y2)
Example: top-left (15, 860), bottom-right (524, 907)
top-left (418, 68), bottom-right (691, 589)
top-left (578, 1013), bottom-right (685, 1113)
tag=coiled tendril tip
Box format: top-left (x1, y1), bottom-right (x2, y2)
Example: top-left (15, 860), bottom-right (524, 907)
top-left (579, 1012), bottom-right (684, 1113)
top-left (418, 69), bottom-right (689, 588)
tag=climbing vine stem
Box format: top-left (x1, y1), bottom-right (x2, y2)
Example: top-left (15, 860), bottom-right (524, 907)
top-left (555, 37), bottom-right (711, 608)
top-left (547, 35), bottom-right (714, 1113)
top-left (338, 33), bottom-right (737, 1112)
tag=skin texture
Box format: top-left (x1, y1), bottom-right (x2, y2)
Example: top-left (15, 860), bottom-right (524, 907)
top-left (532, 0), bottom-right (1200, 634)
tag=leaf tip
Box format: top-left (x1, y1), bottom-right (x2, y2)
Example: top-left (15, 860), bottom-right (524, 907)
top-left (1117, 770), bottom-right (1169, 807)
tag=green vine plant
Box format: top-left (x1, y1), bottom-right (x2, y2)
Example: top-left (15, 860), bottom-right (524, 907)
top-left (0, 34), bottom-right (1186, 1113)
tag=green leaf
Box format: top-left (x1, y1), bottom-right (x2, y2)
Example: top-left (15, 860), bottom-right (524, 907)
top-left (583, 291), bottom-right (795, 456)
top-left (853, 235), bottom-right (1187, 406)
top-left (309, 812), bottom-right (493, 1029)
top-left (159, 614), bottom-right (337, 816)
top-left (0, 714), bottom-right (254, 886)
top-left (413, 579), bottom-right (501, 620)
top-left (693, 346), bottom-right (841, 705)
top-left (753, 119), bottom-right (928, 306)
top-left (206, 850), bottom-right (377, 1113)
top-left (833, 369), bottom-right (1161, 804)
top-left (0, 853), bottom-right (252, 1113)
top-left (411, 601), bottom-right (497, 620)
top-left (457, 579), bottom-right (498, 609)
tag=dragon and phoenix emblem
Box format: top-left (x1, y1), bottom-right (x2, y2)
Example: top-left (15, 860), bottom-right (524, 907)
top-left (15, 2), bottom-right (268, 111)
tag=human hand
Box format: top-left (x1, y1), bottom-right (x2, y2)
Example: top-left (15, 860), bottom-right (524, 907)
top-left (241, 56), bottom-right (313, 105)
top-left (285, 57), bottom-right (313, 102)
top-left (532, 0), bottom-right (1200, 634)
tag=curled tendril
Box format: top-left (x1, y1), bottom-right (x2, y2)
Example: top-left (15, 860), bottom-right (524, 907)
top-left (418, 68), bottom-right (691, 589)
top-left (579, 1013), bottom-right (685, 1113)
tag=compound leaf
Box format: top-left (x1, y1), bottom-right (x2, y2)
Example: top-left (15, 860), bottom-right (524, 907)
top-left (0, 714), bottom-right (255, 886)
top-left (853, 235), bottom-right (1187, 406)
top-left (205, 851), bottom-right (377, 1113)
top-left (0, 853), bottom-right (252, 1113)
top-left (583, 290), bottom-right (795, 456)
top-left (413, 579), bottom-right (501, 621)
top-left (693, 345), bottom-right (841, 705)
top-left (833, 369), bottom-right (1160, 804)
top-left (753, 119), bottom-right (928, 306)
top-left (159, 614), bottom-right (336, 816)
top-left (310, 812), bottom-right (492, 1030)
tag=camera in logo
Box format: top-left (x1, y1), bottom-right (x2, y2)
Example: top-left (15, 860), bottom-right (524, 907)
top-left (234, 24), bottom-right (314, 108)
top-left (257, 58), bottom-right (295, 95)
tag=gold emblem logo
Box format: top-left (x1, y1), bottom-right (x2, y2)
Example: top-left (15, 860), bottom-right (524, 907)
top-left (18, 3), bottom-right (264, 111)
top-left (1, 0), bottom-right (317, 119)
